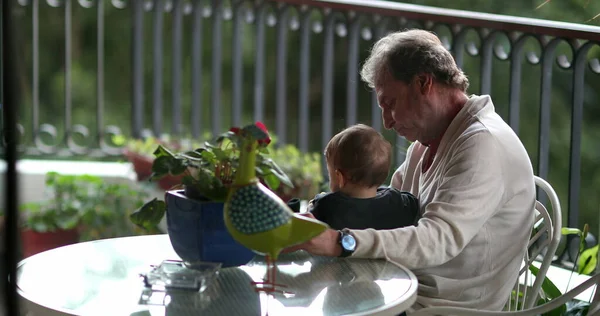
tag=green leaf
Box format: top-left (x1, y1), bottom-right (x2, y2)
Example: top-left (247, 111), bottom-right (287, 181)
top-left (199, 150), bottom-right (217, 163)
top-left (31, 221), bottom-right (50, 232)
top-left (212, 148), bottom-right (229, 161)
top-left (151, 156), bottom-right (186, 179)
top-left (262, 173), bottom-right (281, 190)
top-left (529, 265), bottom-right (564, 305)
top-left (579, 224), bottom-right (590, 254)
top-left (181, 150), bottom-right (204, 159)
top-left (577, 244), bottom-right (598, 275)
top-left (543, 305), bottom-right (565, 316)
top-left (111, 134), bottom-right (127, 146)
top-left (582, 224), bottom-right (589, 239)
top-left (258, 158), bottom-right (293, 188)
top-left (56, 213), bottom-right (80, 230)
top-left (153, 145), bottom-right (175, 158)
top-left (129, 198), bottom-right (166, 230)
top-left (215, 131), bottom-right (237, 143)
top-left (561, 227), bottom-right (582, 235)
top-left (45, 171), bottom-right (60, 186)
top-left (204, 141), bottom-right (218, 149)
top-left (255, 166), bottom-right (265, 176)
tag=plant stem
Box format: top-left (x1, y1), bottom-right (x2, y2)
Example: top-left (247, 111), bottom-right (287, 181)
top-left (233, 137), bottom-right (258, 186)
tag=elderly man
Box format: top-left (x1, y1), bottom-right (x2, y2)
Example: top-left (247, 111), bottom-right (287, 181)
top-left (291, 29), bottom-right (535, 311)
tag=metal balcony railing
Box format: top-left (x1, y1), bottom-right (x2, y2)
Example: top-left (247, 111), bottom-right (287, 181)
top-left (3, 0), bottom-right (600, 260)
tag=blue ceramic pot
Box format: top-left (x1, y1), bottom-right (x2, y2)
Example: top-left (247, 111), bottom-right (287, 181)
top-left (165, 189), bottom-right (255, 268)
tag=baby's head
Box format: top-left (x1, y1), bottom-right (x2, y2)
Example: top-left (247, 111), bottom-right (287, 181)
top-left (324, 124), bottom-right (392, 194)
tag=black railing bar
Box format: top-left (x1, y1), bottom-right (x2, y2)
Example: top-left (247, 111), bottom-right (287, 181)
top-left (568, 42), bottom-right (593, 230)
top-left (507, 37), bottom-right (525, 135)
top-left (346, 14), bottom-right (359, 126)
top-left (298, 10), bottom-right (311, 152)
top-left (321, 13), bottom-right (335, 180)
top-left (253, 2), bottom-right (267, 123)
top-left (271, 0), bottom-right (600, 41)
top-left (3, 0), bottom-right (22, 312)
top-left (32, 0), bottom-right (39, 137)
top-left (131, 0), bottom-right (145, 139)
top-left (191, 0), bottom-right (203, 138)
top-left (211, 0), bottom-right (223, 136)
top-left (152, 0), bottom-right (164, 137)
top-left (231, 1), bottom-right (244, 128)
top-left (97, 0), bottom-right (105, 147)
top-left (275, 6), bottom-right (289, 145)
top-left (64, 0), bottom-right (73, 144)
top-left (537, 40), bottom-right (559, 189)
top-left (479, 34), bottom-right (494, 96)
top-left (370, 21), bottom-right (385, 133)
top-left (172, 0), bottom-right (183, 136)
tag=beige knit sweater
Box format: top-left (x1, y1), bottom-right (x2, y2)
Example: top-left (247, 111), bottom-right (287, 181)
top-left (349, 95), bottom-right (535, 311)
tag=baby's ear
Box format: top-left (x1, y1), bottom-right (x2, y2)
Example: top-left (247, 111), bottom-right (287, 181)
top-left (335, 169), bottom-right (346, 188)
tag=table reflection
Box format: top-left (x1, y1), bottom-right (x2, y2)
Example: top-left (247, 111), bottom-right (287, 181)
top-left (17, 235), bottom-right (416, 316)
top-left (156, 252), bottom-right (413, 316)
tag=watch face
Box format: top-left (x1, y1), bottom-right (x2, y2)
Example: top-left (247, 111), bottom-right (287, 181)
top-left (341, 234), bottom-right (356, 251)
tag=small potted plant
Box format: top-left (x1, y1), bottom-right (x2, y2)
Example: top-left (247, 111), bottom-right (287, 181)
top-left (268, 141), bottom-right (323, 201)
top-left (130, 122), bottom-right (294, 267)
top-left (19, 172), bottom-right (155, 257)
top-left (115, 135), bottom-right (204, 191)
top-left (19, 202), bottom-right (80, 258)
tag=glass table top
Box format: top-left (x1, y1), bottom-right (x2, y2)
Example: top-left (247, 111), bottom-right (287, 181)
top-left (16, 234), bottom-right (417, 316)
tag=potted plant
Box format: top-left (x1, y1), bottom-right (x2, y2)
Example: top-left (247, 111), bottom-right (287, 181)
top-left (114, 135), bottom-right (207, 191)
top-left (20, 203), bottom-right (80, 258)
top-left (130, 122), bottom-right (294, 267)
top-left (19, 172), bottom-right (155, 257)
top-left (267, 140), bottom-right (323, 201)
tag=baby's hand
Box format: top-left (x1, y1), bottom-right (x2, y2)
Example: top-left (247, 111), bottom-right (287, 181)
top-left (307, 199), bottom-right (315, 211)
top-left (315, 192), bottom-right (328, 199)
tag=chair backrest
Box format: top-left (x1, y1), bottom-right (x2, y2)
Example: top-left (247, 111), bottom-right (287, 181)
top-left (507, 176), bottom-right (563, 310)
top-left (411, 272), bottom-right (600, 316)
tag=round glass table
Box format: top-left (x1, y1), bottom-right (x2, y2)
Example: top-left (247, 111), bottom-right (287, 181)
top-left (17, 234), bottom-right (417, 316)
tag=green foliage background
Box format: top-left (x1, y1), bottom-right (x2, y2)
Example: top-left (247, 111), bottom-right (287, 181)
top-left (7, 0), bottom-right (600, 242)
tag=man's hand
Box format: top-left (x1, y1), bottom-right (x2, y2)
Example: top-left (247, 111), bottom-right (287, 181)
top-left (284, 212), bottom-right (342, 257)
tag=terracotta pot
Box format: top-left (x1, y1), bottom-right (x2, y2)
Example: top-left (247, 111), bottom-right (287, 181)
top-left (124, 149), bottom-right (184, 190)
top-left (20, 229), bottom-right (80, 258)
top-left (158, 175), bottom-right (184, 191)
top-left (123, 150), bottom-right (154, 181)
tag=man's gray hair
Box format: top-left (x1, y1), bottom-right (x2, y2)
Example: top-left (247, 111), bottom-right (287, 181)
top-left (360, 29), bottom-right (469, 92)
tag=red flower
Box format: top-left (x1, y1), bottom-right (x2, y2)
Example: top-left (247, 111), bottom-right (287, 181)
top-left (229, 127), bottom-right (240, 134)
top-left (255, 122), bottom-right (271, 145)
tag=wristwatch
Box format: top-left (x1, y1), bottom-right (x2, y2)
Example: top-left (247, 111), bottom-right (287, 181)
top-left (338, 230), bottom-right (356, 258)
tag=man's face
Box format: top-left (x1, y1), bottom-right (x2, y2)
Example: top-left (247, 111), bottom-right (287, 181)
top-left (375, 73), bottom-right (429, 143)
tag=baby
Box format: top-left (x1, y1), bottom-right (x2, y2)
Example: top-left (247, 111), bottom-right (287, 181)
top-left (308, 124), bottom-right (419, 230)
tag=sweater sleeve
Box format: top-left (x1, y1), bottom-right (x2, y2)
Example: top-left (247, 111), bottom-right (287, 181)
top-left (350, 131), bottom-right (506, 269)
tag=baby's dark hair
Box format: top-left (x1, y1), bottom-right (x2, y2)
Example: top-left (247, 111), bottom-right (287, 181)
top-left (324, 124), bottom-right (392, 188)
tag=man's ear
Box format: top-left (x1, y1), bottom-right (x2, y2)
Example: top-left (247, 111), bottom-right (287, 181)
top-left (416, 74), bottom-right (433, 95)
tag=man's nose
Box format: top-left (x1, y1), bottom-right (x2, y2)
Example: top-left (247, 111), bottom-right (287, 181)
top-left (382, 110), bottom-right (394, 130)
